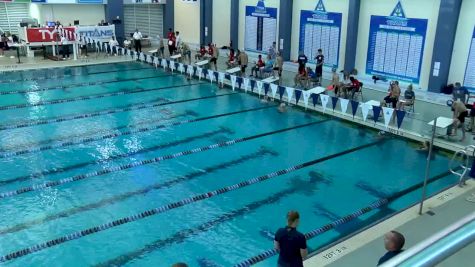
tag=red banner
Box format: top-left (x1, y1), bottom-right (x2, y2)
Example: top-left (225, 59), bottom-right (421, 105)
top-left (26, 27), bottom-right (76, 43)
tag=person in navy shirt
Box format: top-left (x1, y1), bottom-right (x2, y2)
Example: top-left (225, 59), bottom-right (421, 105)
top-left (274, 211), bottom-right (308, 267)
top-left (378, 231), bottom-right (405, 266)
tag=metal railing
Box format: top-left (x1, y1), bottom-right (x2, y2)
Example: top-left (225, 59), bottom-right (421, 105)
top-left (380, 211), bottom-right (475, 267)
top-left (449, 145), bottom-right (475, 186)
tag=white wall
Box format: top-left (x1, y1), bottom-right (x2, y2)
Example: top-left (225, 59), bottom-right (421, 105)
top-left (30, 4), bottom-right (105, 26)
top-left (212, 0), bottom-right (231, 47)
top-left (291, 0), bottom-right (349, 67)
top-left (238, 0), bottom-right (279, 52)
top-left (448, 0), bottom-right (475, 85)
top-left (354, 0), bottom-right (440, 90)
top-left (174, 0), bottom-right (200, 45)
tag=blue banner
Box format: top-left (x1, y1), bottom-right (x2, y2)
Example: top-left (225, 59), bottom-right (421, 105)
top-left (396, 110), bottom-right (406, 128)
top-left (298, 1), bottom-right (342, 68)
top-left (278, 86), bottom-right (285, 100)
top-left (350, 100), bottom-right (359, 117)
top-left (463, 27), bottom-right (475, 92)
top-left (331, 96), bottom-right (338, 110)
top-left (244, 1), bottom-right (278, 53)
top-left (366, 2), bottom-right (428, 84)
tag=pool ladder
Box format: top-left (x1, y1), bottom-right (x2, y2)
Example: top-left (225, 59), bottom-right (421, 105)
top-left (449, 145), bottom-right (475, 187)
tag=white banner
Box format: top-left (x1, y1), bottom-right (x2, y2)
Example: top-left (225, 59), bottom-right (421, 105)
top-left (208, 70), bottom-right (214, 83)
top-left (286, 87), bottom-right (294, 103)
top-left (197, 67), bottom-right (203, 80)
top-left (161, 59), bottom-right (167, 69)
top-left (361, 103), bottom-right (370, 122)
top-left (154, 56), bottom-right (159, 67)
top-left (340, 98), bottom-right (349, 114)
top-left (188, 65), bottom-right (194, 77)
top-left (170, 60), bottom-right (176, 72)
top-left (218, 72), bottom-right (225, 85)
top-left (270, 84), bottom-right (278, 99)
top-left (383, 107), bottom-right (394, 128)
top-left (178, 63), bottom-right (184, 73)
top-left (76, 25), bottom-right (115, 43)
top-left (320, 94), bottom-right (329, 112)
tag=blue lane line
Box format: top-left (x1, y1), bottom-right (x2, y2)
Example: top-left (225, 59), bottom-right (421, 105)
top-left (0, 66), bottom-right (153, 84)
top-left (0, 147), bottom-right (277, 236)
top-left (0, 93), bottom-right (238, 158)
top-left (0, 135), bottom-right (385, 263)
top-left (0, 110), bottom-right (195, 153)
top-left (0, 120), bottom-right (327, 199)
top-left (0, 72), bottom-right (172, 96)
top-left (0, 82), bottom-right (205, 111)
top-left (0, 105), bottom-right (274, 187)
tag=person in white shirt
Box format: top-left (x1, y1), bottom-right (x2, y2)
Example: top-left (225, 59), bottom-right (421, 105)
top-left (133, 29), bottom-right (142, 53)
top-left (109, 36), bottom-right (119, 55)
top-left (124, 39), bottom-right (131, 49)
top-left (175, 31), bottom-right (181, 49)
top-left (60, 35), bottom-right (70, 60)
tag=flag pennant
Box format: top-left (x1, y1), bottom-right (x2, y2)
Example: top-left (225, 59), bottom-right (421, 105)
top-left (278, 86), bottom-right (286, 101)
top-left (331, 96), bottom-right (338, 111)
top-left (351, 100), bottom-right (359, 117)
top-left (396, 110), bottom-right (406, 129)
top-left (231, 75), bottom-right (237, 91)
top-left (295, 89), bottom-right (302, 105)
top-left (303, 91), bottom-right (311, 109)
top-left (161, 59), bottom-right (167, 69)
top-left (208, 70), bottom-right (214, 83)
top-left (250, 80), bottom-right (256, 92)
top-left (285, 87), bottom-right (294, 103)
top-left (271, 84), bottom-right (279, 99)
top-left (178, 63), bottom-right (184, 73)
top-left (311, 93), bottom-right (319, 107)
top-left (361, 103), bottom-right (370, 122)
top-left (320, 94), bottom-right (329, 112)
top-left (218, 72), bottom-right (225, 85)
top-left (243, 78), bottom-right (250, 92)
top-left (188, 65), bottom-right (194, 77)
top-left (197, 67), bottom-right (203, 80)
top-left (382, 107), bottom-right (394, 129)
top-left (264, 83), bottom-right (270, 96)
top-left (237, 77), bottom-right (243, 89)
top-left (214, 71), bottom-right (219, 82)
top-left (170, 60), bottom-right (176, 72)
top-left (372, 106), bottom-right (382, 123)
top-left (257, 81), bottom-right (264, 95)
top-left (340, 98), bottom-right (349, 114)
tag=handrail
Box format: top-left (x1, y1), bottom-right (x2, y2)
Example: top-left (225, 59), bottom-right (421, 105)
top-left (380, 211), bottom-right (475, 267)
top-left (449, 145), bottom-right (475, 186)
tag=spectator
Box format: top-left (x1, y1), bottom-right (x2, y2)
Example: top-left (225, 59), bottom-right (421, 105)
top-left (60, 34), bottom-right (70, 60)
top-left (226, 48), bottom-right (236, 68)
top-left (378, 231), bottom-right (405, 266)
top-left (331, 68), bottom-right (340, 96)
top-left (123, 38), bottom-right (131, 49)
top-left (210, 43), bottom-right (219, 71)
top-left (175, 31), bottom-right (181, 49)
top-left (168, 32), bottom-right (176, 56)
top-left (294, 67), bottom-right (308, 88)
top-left (238, 50), bottom-right (249, 76)
top-left (274, 51), bottom-right (283, 78)
top-left (0, 34), bottom-right (7, 57)
top-left (268, 41), bottom-right (277, 59)
top-left (180, 42), bottom-right (191, 64)
top-left (314, 48), bottom-right (324, 85)
top-left (453, 82), bottom-right (470, 104)
top-left (109, 36), bottom-right (119, 55)
top-left (133, 29), bottom-right (142, 53)
top-left (195, 45), bottom-right (206, 61)
top-left (398, 84), bottom-right (415, 110)
top-left (297, 51), bottom-right (308, 71)
top-left (382, 81), bottom-right (401, 108)
top-left (347, 76), bottom-right (361, 100)
top-left (274, 211), bottom-right (307, 267)
top-left (260, 54), bottom-right (275, 78)
top-left (250, 54), bottom-right (265, 77)
top-left (451, 99), bottom-right (468, 142)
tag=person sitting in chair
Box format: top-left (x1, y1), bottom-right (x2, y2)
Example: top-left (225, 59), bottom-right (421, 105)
top-left (398, 84), bottom-right (415, 110)
top-left (381, 81), bottom-right (400, 108)
top-left (260, 54), bottom-right (275, 78)
top-left (347, 76), bottom-right (361, 99)
top-left (250, 54), bottom-right (265, 78)
top-left (294, 66), bottom-right (308, 89)
top-left (195, 45), bottom-right (207, 61)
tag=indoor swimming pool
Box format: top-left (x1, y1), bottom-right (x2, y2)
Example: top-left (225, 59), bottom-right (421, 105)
top-left (0, 62), bottom-right (458, 266)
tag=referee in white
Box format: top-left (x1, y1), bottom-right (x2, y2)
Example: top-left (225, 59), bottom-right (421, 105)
top-left (133, 29), bottom-right (143, 53)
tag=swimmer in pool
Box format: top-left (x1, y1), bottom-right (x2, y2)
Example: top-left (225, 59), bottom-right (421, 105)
top-left (417, 141), bottom-right (430, 151)
top-left (261, 95), bottom-right (270, 103)
top-left (278, 103), bottom-right (287, 113)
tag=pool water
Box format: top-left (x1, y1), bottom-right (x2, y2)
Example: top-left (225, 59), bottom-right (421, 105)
top-left (0, 62), bottom-right (457, 266)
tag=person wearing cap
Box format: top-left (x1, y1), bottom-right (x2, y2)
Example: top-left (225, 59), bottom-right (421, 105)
top-left (274, 211), bottom-right (307, 267)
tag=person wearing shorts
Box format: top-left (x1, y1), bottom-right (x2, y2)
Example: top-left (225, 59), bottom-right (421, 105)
top-left (314, 49), bottom-right (324, 85)
top-left (210, 44), bottom-right (219, 71)
top-left (239, 50), bottom-right (248, 76)
top-left (451, 100), bottom-right (468, 141)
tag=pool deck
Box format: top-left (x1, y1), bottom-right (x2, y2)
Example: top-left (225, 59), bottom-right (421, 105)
top-left (1, 48), bottom-right (474, 266)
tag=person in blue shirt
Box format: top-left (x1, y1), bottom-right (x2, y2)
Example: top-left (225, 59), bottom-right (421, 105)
top-left (452, 82), bottom-right (470, 104)
top-left (259, 54), bottom-right (275, 78)
top-left (274, 211), bottom-right (308, 267)
top-left (377, 231), bottom-right (405, 266)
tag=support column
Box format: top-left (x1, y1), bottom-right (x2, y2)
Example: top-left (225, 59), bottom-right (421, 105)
top-left (278, 0), bottom-right (293, 60)
top-left (200, 0), bottom-right (213, 45)
top-left (163, 0), bottom-right (175, 37)
top-left (428, 0), bottom-right (462, 92)
top-left (105, 0), bottom-right (124, 43)
top-left (343, 0), bottom-right (360, 72)
top-left (230, 0), bottom-right (239, 49)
